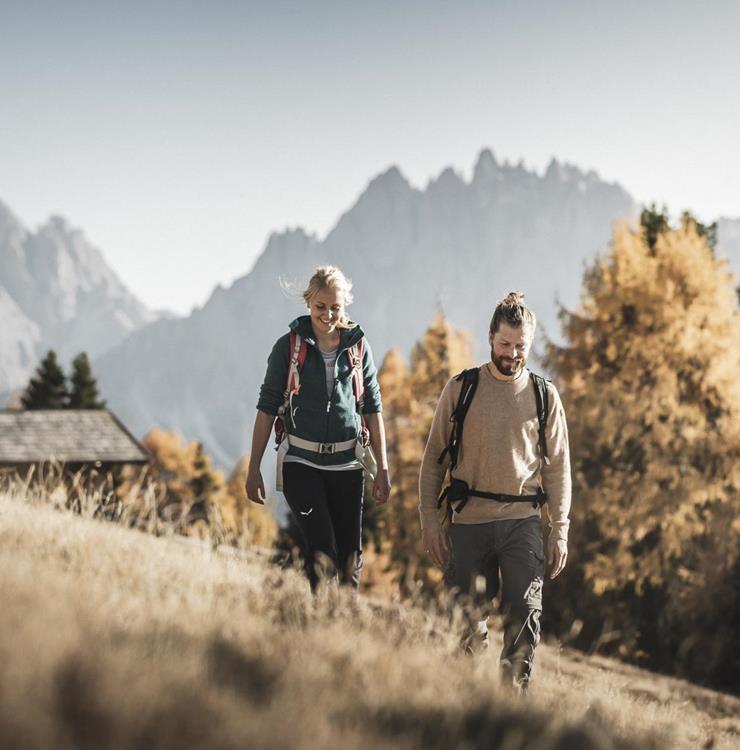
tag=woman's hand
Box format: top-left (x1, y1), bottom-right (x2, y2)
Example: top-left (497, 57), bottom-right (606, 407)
top-left (372, 468), bottom-right (391, 506)
top-left (364, 413), bottom-right (390, 506)
top-left (246, 411), bottom-right (275, 505)
top-left (246, 469), bottom-right (266, 505)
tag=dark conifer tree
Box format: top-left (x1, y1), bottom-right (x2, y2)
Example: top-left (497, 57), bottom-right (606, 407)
top-left (21, 350), bottom-right (69, 409)
top-left (68, 352), bottom-right (106, 409)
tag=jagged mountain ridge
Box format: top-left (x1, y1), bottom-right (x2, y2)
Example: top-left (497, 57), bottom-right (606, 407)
top-left (0, 202), bottom-right (160, 393)
top-left (95, 150), bottom-right (639, 469)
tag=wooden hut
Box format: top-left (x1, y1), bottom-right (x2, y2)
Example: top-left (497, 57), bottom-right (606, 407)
top-left (0, 409), bottom-right (149, 481)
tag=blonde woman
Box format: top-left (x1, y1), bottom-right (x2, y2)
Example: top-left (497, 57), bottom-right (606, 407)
top-left (247, 266), bottom-right (390, 590)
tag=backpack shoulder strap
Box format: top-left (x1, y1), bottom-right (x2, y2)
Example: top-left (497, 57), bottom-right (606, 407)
top-left (282, 332), bottom-right (307, 412)
top-left (529, 371), bottom-right (550, 465)
top-left (438, 367), bottom-right (480, 468)
top-left (296, 334), bottom-right (308, 370)
top-left (276, 331), bottom-right (308, 437)
top-left (347, 338), bottom-right (366, 412)
top-left (285, 331), bottom-right (308, 398)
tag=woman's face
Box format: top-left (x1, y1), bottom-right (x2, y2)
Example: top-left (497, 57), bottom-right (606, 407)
top-left (308, 288), bottom-right (345, 335)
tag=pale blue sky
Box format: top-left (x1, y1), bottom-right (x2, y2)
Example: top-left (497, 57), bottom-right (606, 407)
top-left (1, 1), bottom-right (738, 314)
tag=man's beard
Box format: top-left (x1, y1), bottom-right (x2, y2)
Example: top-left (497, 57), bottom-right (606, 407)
top-left (491, 349), bottom-right (526, 376)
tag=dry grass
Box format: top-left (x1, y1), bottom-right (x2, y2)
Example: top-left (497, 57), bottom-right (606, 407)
top-left (0, 483), bottom-right (738, 750)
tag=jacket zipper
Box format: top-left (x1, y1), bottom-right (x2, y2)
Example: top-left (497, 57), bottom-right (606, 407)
top-left (296, 326), bottom-right (361, 457)
top-left (323, 346), bottom-right (344, 448)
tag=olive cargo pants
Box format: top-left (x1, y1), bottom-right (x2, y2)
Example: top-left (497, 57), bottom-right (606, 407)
top-left (445, 516), bottom-right (545, 689)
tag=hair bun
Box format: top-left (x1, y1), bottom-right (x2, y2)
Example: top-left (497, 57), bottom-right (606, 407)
top-left (490, 291), bottom-right (536, 334)
top-left (504, 291), bottom-right (526, 305)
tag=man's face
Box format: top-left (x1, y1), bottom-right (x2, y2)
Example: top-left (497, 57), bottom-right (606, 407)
top-left (489, 322), bottom-right (533, 376)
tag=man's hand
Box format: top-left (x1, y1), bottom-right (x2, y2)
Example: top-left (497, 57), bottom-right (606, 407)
top-left (246, 469), bottom-right (266, 505)
top-left (372, 469), bottom-right (391, 505)
top-left (548, 537), bottom-right (568, 579)
top-left (423, 524), bottom-right (449, 569)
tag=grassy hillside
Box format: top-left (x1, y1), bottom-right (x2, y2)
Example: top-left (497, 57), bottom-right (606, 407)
top-left (1, 487), bottom-right (738, 750)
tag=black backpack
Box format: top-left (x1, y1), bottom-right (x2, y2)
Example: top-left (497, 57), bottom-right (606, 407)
top-left (436, 367), bottom-right (550, 517)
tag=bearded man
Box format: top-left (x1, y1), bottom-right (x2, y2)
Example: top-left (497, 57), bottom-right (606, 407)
top-left (419, 292), bottom-right (571, 692)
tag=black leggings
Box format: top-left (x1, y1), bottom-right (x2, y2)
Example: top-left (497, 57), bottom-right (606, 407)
top-left (282, 462), bottom-right (364, 591)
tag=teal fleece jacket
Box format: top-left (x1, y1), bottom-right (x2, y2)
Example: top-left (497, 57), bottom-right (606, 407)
top-left (256, 316), bottom-right (382, 466)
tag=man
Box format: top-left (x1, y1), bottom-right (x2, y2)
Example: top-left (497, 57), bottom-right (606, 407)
top-left (419, 292), bottom-right (571, 692)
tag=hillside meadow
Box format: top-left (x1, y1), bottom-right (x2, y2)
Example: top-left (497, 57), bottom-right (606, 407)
top-left (0, 483), bottom-right (738, 750)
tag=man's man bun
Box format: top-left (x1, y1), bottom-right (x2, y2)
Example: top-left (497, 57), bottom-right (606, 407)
top-left (490, 291), bottom-right (537, 334)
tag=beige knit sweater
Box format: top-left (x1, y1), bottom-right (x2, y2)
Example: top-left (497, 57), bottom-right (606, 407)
top-left (419, 364), bottom-right (571, 542)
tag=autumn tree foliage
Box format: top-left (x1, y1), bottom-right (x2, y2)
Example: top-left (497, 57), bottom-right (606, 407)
top-left (376, 347), bottom-right (423, 594)
top-left (378, 312), bottom-right (474, 594)
top-left (140, 429), bottom-right (277, 548)
top-left (410, 311), bottom-right (475, 439)
top-left (545, 209), bottom-right (740, 688)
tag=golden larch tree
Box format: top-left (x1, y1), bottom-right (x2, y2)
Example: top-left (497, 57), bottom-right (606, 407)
top-left (139, 429), bottom-right (277, 548)
top-left (378, 313), bottom-right (474, 595)
top-left (546, 211), bottom-right (740, 688)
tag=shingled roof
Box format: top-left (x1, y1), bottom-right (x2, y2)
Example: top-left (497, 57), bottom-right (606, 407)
top-left (0, 410), bottom-right (149, 464)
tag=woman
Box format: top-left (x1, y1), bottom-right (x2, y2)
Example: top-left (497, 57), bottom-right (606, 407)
top-left (246, 266), bottom-right (390, 590)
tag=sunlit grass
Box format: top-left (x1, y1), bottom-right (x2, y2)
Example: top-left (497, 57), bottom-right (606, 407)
top-left (0, 479), bottom-right (737, 749)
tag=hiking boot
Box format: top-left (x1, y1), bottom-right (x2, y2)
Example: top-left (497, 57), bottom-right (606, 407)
top-left (500, 659), bottom-right (531, 696)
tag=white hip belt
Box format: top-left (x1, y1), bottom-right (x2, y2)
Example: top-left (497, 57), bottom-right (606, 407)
top-left (286, 435), bottom-right (358, 454)
top-left (275, 434), bottom-right (377, 491)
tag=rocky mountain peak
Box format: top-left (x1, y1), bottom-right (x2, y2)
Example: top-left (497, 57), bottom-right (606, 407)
top-left (430, 166), bottom-right (466, 190)
top-left (354, 166), bottom-right (414, 207)
top-left (0, 201), bottom-right (28, 246)
top-left (472, 148), bottom-right (500, 183)
top-left (91, 151), bottom-right (641, 468)
top-left (0, 203), bottom-right (159, 396)
top-left (0, 199), bottom-right (24, 227)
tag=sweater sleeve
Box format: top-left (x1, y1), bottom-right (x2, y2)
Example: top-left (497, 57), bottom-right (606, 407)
top-left (418, 377), bottom-right (459, 530)
top-left (256, 335), bottom-right (289, 416)
top-left (541, 382), bottom-right (572, 543)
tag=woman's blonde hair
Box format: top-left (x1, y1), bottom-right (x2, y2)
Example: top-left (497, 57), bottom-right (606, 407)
top-left (302, 265), bottom-right (354, 328)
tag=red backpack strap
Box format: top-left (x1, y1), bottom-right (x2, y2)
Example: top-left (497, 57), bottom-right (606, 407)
top-left (284, 332), bottom-right (307, 399)
top-left (275, 331), bottom-right (307, 442)
top-left (347, 338), bottom-right (366, 412)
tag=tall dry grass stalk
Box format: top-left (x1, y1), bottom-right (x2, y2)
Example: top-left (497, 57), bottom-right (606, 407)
top-left (0, 462), bottom-right (255, 551)
top-left (0, 480), bottom-right (737, 749)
